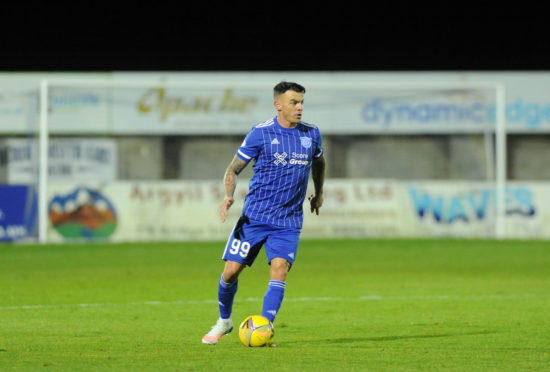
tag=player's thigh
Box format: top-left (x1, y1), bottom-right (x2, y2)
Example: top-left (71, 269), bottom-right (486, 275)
top-left (222, 217), bottom-right (268, 266)
top-left (264, 227), bottom-right (301, 266)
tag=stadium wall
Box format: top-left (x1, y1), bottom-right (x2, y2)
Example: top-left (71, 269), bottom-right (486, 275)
top-left (2, 72), bottom-right (550, 241)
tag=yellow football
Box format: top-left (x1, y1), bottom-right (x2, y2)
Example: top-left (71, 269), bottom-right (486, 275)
top-left (238, 315), bottom-right (274, 347)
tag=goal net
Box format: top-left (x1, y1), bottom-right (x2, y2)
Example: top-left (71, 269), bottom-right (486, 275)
top-left (28, 78), bottom-right (507, 243)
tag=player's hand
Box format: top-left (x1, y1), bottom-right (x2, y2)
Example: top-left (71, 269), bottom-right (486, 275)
top-left (308, 193), bottom-right (324, 215)
top-left (219, 197), bottom-right (234, 222)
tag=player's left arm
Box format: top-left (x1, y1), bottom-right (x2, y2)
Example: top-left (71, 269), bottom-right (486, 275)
top-left (309, 155), bottom-right (325, 215)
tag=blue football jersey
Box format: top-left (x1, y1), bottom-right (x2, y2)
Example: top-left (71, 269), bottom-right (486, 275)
top-left (235, 116), bottom-right (324, 229)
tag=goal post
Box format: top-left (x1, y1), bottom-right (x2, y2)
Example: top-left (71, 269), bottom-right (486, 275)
top-left (37, 79), bottom-right (507, 243)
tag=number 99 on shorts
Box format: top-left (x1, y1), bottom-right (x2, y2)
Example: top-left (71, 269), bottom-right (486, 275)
top-left (229, 239), bottom-right (251, 258)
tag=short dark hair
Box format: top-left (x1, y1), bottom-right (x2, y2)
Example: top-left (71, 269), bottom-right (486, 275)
top-left (273, 81), bottom-right (306, 98)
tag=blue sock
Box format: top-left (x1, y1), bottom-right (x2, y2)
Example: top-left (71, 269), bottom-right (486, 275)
top-left (262, 280), bottom-right (286, 322)
top-left (218, 274), bottom-right (238, 319)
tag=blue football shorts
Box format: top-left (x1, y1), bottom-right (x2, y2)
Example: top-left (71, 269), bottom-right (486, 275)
top-left (222, 215), bottom-right (301, 267)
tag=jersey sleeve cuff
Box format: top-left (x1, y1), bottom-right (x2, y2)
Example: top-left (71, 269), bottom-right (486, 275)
top-left (237, 149), bottom-right (252, 162)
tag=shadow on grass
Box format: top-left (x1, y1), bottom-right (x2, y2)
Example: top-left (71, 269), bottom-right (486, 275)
top-left (284, 330), bottom-right (496, 344)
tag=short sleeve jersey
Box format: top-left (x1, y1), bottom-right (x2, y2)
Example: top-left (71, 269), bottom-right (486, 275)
top-left (236, 116), bottom-right (323, 229)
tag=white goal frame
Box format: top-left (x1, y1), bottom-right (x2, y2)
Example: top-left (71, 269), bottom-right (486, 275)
top-left (38, 79), bottom-right (506, 243)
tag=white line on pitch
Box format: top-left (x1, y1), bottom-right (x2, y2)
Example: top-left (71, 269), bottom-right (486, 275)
top-left (0, 293), bottom-right (548, 311)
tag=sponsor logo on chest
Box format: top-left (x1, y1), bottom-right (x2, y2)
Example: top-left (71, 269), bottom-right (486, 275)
top-left (270, 135), bottom-right (312, 166)
top-left (273, 151), bottom-right (309, 166)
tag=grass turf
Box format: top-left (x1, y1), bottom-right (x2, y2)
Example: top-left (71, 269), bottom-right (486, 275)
top-left (0, 239), bottom-right (549, 371)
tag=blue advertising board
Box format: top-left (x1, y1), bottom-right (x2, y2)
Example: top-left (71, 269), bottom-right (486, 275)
top-left (0, 185), bottom-right (37, 241)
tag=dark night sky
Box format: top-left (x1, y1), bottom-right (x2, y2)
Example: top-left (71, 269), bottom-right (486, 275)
top-left (2, 3), bottom-right (548, 72)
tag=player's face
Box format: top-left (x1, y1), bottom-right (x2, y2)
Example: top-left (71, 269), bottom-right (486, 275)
top-left (275, 90), bottom-right (304, 125)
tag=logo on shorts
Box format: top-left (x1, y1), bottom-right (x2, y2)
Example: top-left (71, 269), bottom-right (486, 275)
top-left (273, 152), bottom-right (288, 165)
top-left (288, 253), bottom-right (295, 259)
top-left (300, 136), bottom-right (312, 148)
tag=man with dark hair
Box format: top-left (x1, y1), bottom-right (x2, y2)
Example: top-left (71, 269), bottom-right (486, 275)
top-left (202, 81), bottom-right (325, 345)
top-left (273, 81), bottom-right (306, 97)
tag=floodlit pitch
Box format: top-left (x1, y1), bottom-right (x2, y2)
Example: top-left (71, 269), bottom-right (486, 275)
top-left (1, 239), bottom-right (549, 371)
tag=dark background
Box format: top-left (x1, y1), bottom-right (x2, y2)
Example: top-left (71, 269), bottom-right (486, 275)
top-left (2, 3), bottom-right (548, 71)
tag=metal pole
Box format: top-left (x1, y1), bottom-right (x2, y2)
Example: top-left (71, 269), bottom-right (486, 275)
top-left (39, 80), bottom-right (49, 243)
top-left (495, 84), bottom-right (506, 239)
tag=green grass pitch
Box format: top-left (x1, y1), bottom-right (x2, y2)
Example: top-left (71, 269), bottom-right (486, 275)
top-left (1, 239), bottom-right (549, 371)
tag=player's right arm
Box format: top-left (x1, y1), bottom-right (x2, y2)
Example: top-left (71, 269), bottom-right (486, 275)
top-left (220, 126), bottom-right (261, 222)
top-left (219, 155), bottom-right (249, 222)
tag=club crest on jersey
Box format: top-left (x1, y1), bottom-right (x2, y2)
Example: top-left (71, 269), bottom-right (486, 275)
top-left (300, 137), bottom-right (312, 148)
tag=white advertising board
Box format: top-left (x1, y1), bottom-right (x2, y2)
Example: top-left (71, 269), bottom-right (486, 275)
top-left (3, 71), bottom-right (550, 134)
top-left (45, 179), bottom-right (550, 242)
top-left (0, 138), bottom-right (117, 183)
top-left (0, 73), bottom-right (110, 134)
top-left (110, 72), bottom-right (550, 134)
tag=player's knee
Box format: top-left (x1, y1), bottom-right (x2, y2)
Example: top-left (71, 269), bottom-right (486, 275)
top-left (271, 271), bottom-right (287, 281)
top-left (223, 272), bottom-right (239, 283)
top-left (269, 259), bottom-right (290, 281)
top-left (223, 261), bottom-right (245, 283)
top-left (223, 268), bottom-right (242, 283)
